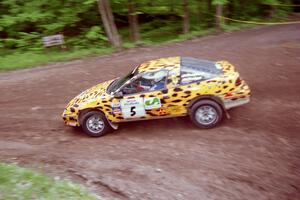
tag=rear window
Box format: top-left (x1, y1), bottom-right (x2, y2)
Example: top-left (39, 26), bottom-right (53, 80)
top-left (180, 57), bottom-right (222, 85)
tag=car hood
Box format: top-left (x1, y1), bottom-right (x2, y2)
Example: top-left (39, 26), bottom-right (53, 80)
top-left (67, 79), bottom-right (114, 108)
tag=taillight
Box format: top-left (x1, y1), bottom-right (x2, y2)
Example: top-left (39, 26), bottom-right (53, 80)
top-left (235, 77), bottom-right (242, 86)
top-left (225, 92), bottom-right (233, 98)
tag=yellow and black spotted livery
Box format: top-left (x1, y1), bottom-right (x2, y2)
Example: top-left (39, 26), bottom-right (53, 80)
top-left (62, 57), bottom-right (250, 131)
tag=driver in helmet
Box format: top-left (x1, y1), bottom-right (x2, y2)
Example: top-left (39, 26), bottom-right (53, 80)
top-left (140, 71), bottom-right (166, 91)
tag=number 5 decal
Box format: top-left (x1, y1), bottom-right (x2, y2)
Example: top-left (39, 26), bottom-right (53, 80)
top-left (120, 98), bottom-right (145, 118)
top-left (130, 106), bottom-right (136, 116)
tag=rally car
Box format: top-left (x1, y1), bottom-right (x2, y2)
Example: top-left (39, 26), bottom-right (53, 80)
top-left (62, 57), bottom-right (250, 137)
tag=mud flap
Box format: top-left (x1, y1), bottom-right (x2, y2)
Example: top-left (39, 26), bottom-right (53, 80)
top-left (107, 119), bottom-right (119, 130)
top-left (225, 110), bottom-right (230, 119)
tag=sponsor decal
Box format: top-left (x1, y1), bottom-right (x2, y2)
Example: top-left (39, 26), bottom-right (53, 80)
top-left (112, 107), bottom-right (121, 114)
top-left (120, 98), bottom-right (146, 118)
top-left (112, 102), bottom-right (121, 108)
top-left (111, 102), bottom-right (122, 114)
top-left (144, 97), bottom-right (161, 110)
top-left (158, 108), bottom-right (167, 116)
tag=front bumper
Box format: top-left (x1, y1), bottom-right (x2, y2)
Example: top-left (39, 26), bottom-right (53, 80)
top-left (62, 109), bottom-right (79, 127)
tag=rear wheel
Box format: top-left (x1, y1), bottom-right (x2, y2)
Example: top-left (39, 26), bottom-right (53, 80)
top-left (81, 111), bottom-right (112, 137)
top-left (190, 100), bottom-right (223, 128)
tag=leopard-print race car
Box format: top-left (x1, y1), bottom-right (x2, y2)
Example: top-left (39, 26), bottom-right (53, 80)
top-left (62, 57), bottom-right (250, 137)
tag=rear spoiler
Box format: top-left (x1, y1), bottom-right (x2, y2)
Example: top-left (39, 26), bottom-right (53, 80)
top-left (216, 61), bottom-right (236, 73)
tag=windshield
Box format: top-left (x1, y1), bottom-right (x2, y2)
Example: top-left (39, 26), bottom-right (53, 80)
top-left (107, 69), bottom-right (137, 94)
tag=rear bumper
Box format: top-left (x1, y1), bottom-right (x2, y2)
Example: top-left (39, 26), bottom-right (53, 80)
top-left (224, 97), bottom-right (250, 110)
top-left (223, 80), bottom-right (251, 110)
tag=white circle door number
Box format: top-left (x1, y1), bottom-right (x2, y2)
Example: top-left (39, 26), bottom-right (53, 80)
top-left (120, 98), bottom-right (146, 118)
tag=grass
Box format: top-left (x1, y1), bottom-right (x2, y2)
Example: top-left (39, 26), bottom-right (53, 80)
top-left (0, 163), bottom-right (100, 200)
top-left (221, 22), bottom-right (258, 32)
top-left (0, 47), bottom-right (114, 71)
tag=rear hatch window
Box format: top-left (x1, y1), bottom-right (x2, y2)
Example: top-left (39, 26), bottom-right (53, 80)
top-left (180, 57), bottom-right (223, 85)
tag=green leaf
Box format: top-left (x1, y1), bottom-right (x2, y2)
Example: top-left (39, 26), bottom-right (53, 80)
top-left (212, 0), bottom-right (228, 5)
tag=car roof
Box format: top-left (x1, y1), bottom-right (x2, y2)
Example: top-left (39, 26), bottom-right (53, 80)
top-left (137, 56), bottom-right (219, 74)
top-left (137, 57), bottom-right (181, 73)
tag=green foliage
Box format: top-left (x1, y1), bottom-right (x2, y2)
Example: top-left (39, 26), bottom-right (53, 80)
top-left (0, 0), bottom-right (295, 70)
top-left (0, 0), bottom-right (103, 49)
top-left (212, 0), bottom-right (229, 6)
top-left (0, 163), bottom-right (100, 200)
top-left (85, 26), bottom-right (108, 43)
top-left (0, 0), bottom-right (294, 50)
top-left (261, 0), bottom-right (279, 4)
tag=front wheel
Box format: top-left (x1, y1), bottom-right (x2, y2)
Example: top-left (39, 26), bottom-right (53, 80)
top-left (81, 111), bottom-right (112, 137)
top-left (190, 100), bottom-right (223, 129)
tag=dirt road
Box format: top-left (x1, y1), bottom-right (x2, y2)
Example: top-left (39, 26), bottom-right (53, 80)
top-left (0, 24), bottom-right (300, 200)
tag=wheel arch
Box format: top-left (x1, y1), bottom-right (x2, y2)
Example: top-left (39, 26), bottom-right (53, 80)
top-left (187, 95), bottom-right (227, 116)
top-left (78, 108), bottom-right (106, 126)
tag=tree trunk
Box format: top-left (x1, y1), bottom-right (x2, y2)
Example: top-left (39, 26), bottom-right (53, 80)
top-left (268, 5), bottom-right (276, 18)
top-left (183, 0), bottom-right (190, 34)
top-left (207, 0), bottom-right (212, 12)
top-left (128, 0), bottom-right (140, 43)
top-left (215, 4), bottom-right (223, 32)
top-left (197, 0), bottom-right (202, 25)
top-left (207, 0), bottom-right (213, 26)
top-left (98, 0), bottom-right (122, 48)
top-left (170, 0), bottom-right (175, 12)
top-left (227, 0), bottom-right (234, 18)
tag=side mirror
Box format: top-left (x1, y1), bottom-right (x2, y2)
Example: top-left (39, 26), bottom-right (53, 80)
top-left (114, 91), bottom-right (123, 98)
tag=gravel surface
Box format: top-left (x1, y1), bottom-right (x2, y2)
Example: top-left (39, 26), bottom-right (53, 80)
top-left (0, 24), bottom-right (299, 200)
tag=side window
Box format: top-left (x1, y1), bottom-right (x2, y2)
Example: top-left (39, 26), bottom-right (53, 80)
top-left (180, 57), bottom-right (222, 85)
top-left (121, 70), bottom-right (168, 95)
top-left (180, 67), bottom-right (217, 85)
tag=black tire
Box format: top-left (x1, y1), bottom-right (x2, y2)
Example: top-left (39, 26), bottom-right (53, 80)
top-left (189, 99), bottom-right (223, 129)
top-left (80, 111), bottom-right (112, 137)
